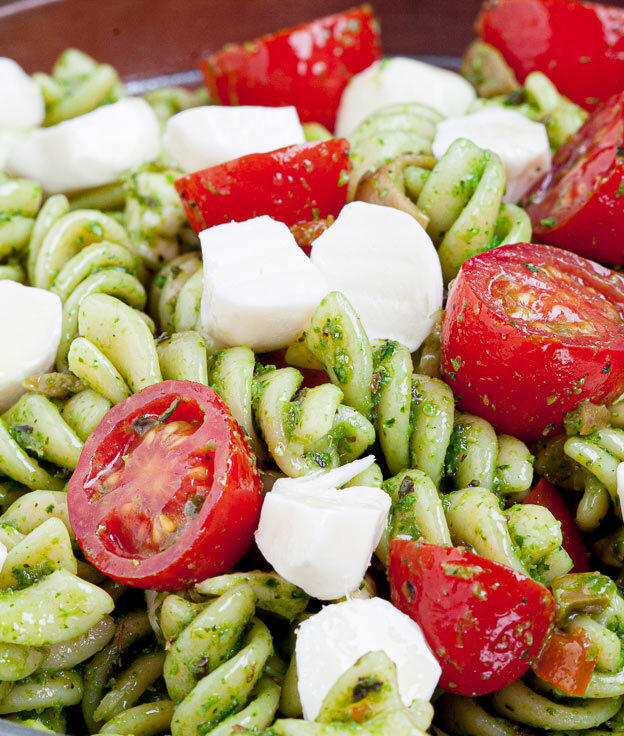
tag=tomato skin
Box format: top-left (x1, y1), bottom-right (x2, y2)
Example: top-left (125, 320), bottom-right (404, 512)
top-left (440, 242), bottom-right (624, 441)
top-left (200, 5), bottom-right (381, 131)
top-left (532, 630), bottom-right (597, 696)
top-left (525, 92), bottom-right (624, 265)
top-left (389, 540), bottom-right (555, 696)
top-left (524, 479), bottom-right (590, 573)
top-left (68, 381), bottom-right (263, 590)
top-left (477, 0), bottom-right (624, 110)
top-left (175, 140), bottom-right (350, 235)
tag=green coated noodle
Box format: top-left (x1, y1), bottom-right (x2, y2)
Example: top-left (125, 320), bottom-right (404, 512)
top-left (149, 252), bottom-right (204, 335)
top-left (27, 204), bottom-right (148, 370)
top-left (123, 165), bottom-right (192, 269)
top-left (164, 585), bottom-right (278, 736)
top-left (0, 489), bottom-right (72, 540)
top-left (0, 174), bottom-right (42, 282)
top-left (40, 616), bottom-right (115, 672)
top-left (270, 651), bottom-right (430, 735)
top-left (416, 138), bottom-right (531, 282)
top-left (157, 331), bottom-right (209, 384)
top-left (208, 344), bottom-right (375, 474)
top-left (297, 291), bottom-right (533, 491)
top-left (348, 102), bottom-right (443, 200)
top-left (61, 388), bottom-right (112, 442)
top-left (143, 85), bottom-right (209, 126)
top-left (82, 611), bottom-right (155, 733)
top-left (98, 700), bottom-right (175, 736)
top-left (377, 469), bottom-right (451, 566)
top-left (0, 670), bottom-right (83, 715)
top-left (68, 181), bottom-right (127, 212)
top-left (490, 680), bottom-right (623, 730)
top-left (196, 571), bottom-right (309, 622)
top-left (93, 651), bottom-right (166, 725)
top-left (68, 294), bottom-right (161, 405)
top-left (34, 49), bottom-right (125, 126)
top-left (444, 487), bottom-right (572, 584)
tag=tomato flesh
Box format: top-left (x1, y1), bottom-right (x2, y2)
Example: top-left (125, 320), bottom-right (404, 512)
top-left (477, 0), bottom-right (624, 110)
top-left (525, 92), bottom-right (624, 264)
top-left (524, 479), bottom-right (590, 573)
top-left (441, 242), bottom-right (624, 441)
top-left (68, 381), bottom-right (263, 590)
top-left (533, 629), bottom-right (597, 696)
top-left (175, 140), bottom-right (350, 235)
top-left (200, 5), bottom-right (381, 130)
top-left (389, 540), bottom-right (555, 696)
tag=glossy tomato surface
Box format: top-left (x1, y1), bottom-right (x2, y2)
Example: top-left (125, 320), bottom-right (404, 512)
top-left (441, 243), bottom-right (624, 441)
top-left (175, 140), bottom-right (350, 235)
top-left (525, 92), bottom-right (624, 264)
top-left (532, 629), bottom-right (597, 696)
top-left (389, 540), bottom-right (555, 696)
top-left (68, 381), bottom-right (263, 590)
top-left (524, 479), bottom-right (590, 572)
top-left (477, 0), bottom-right (624, 110)
top-left (200, 5), bottom-right (381, 130)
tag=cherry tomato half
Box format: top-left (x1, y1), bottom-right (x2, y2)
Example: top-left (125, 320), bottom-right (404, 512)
top-left (477, 0), bottom-right (624, 110)
top-left (525, 92), bottom-right (624, 265)
top-left (532, 629), bottom-right (597, 697)
top-left (175, 140), bottom-right (350, 235)
top-left (389, 540), bottom-right (555, 696)
top-left (441, 243), bottom-right (624, 441)
top-left (67, 381), bottom-right (263, 590)
top-left (200, 5), bottom-right (381, 131)
top-left (524, 479), bottom-right (590, 573)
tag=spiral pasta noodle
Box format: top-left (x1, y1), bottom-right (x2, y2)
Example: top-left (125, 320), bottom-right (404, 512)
top-left (26, 200), bottom-right (147, 369)
top-left (0, 490), bottom-right (115, 725)
top-left (0, 175), bottom-right (42, 282)
top-left (149, 252), bottom-right (204, 335)
top-left (293, 291), bottom-right (534, 490)
top-left (348, 102), bottom-right (443, 201)
top-left (33, 49), bottom-right (125, 127)
top-left (416, 138), bottom-right (532, 281)
top-left (210, 345), bottom-right (375, 475)
top-left (163, 584), bottom-right (279, 736)
top-left (123, 165), bottom-right (193, 269)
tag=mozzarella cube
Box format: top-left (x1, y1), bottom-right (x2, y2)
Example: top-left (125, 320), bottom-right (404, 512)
top-left (7, 98), bottom-right (160, 193)
top-left (433, 108), bottom-right (552, 203)
top-left (0, 282), bottom-right (62, 411)
top-left (255, 456), bottom-right (389, 600)
top-left (164, 105), bottom-right (305, 173)
top-left (0, 542), bottom-right (6, 574)
top-left (310, 202), bottom-right (443, 352)
top-left (200, 215), bottom-right (328, 352)
top-left (617, 462), bottom-right (624, 514)
top-left (335, 58), bottom-right (475, 137)
top-left (0, 58), bottom-right (44, 129)
top-left (296, 598), bottom-right (441, 720)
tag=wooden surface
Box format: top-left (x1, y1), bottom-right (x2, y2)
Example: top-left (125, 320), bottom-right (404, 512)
top-left (0, 0), bottom-right (483, 78)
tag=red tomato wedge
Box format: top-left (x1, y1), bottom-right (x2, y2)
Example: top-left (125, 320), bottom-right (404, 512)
top-left (389, 540), bottom-right (555, 696)
top-left (441, 243), bottom-right (624, 441)
top-left (532, 629), bottom-right (597, 696)
top-left (67, 381), bottom-right (262, 590)
top-left (477, 0), bottom-right (624, 110)
top-left (525, 92), bottom-right (624, 265)
top-left (175, 140), bottom-right (350, 235)
top-left (524, 479), bottom-right (590, 573)
top-left (200, 5), bottom-right (381, 130)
